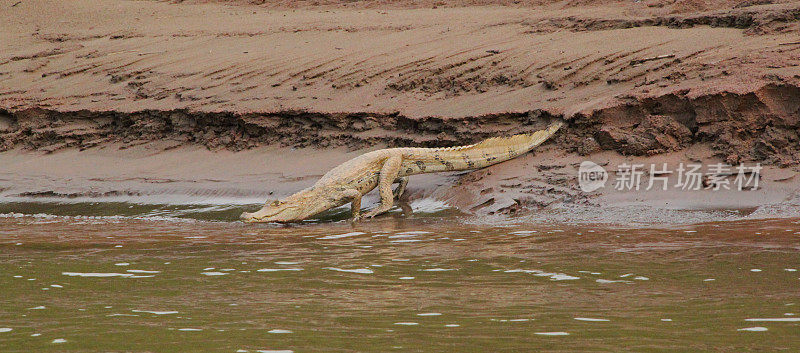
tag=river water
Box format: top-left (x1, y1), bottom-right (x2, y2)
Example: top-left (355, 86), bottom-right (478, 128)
top-left (1, 203), bottom-right (799, 352)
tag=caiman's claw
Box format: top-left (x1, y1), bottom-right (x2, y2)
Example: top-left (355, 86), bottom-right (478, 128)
top-left (361, 208), bottom-right (386, 219)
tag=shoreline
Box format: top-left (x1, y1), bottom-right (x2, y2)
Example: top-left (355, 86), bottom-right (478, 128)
top-left (2, 142), bottom-right (799, 225)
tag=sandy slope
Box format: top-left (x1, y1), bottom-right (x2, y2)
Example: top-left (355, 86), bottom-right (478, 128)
top-left (1, 0), bottom-right (800, 223)
top-left (1, 0), bottom-right (798, 117)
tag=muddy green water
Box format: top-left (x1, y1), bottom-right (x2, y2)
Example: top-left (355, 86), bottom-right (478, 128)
top-left (1, 205), bottom-right (799, 352)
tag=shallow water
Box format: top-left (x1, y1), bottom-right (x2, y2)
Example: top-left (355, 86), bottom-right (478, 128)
top-left (1, 206), bottom-right (799, 352)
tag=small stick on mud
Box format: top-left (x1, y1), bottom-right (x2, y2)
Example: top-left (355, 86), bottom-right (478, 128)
top-left (778, 41), bottom-right (800, 46)
top-left (630, 54), bottom-right (676, 66)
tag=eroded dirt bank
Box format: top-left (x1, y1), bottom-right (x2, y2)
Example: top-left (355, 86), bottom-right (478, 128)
top-left (3, 83), bottom-right (799, 164)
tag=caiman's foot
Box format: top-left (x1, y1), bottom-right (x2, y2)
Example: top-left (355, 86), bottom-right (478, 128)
top-left (362, 206), bottom-right (393, 219)
top-left (397, 199), bottom-right (412, 216)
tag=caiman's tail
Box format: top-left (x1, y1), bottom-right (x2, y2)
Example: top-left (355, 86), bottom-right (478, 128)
top-left (467, 119), bottom-right (564, 155)
top-left (401, 119), bottom-right (565, 174)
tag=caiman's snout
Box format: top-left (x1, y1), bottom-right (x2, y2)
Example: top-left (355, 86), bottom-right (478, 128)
top-left (240, 212), bottom-right (256, 223)
top-left (240, 211), bottom-right (268, 223)
top-left (241, 198), bottom-right (314, 223)
top-left (239, 204), bottom-right (292, 223)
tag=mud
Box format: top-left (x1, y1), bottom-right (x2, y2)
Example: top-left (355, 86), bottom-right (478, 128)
top-left (0, 108), bottom-right (558, 152)
top-left (3, 83), bottom-right (798, 167)
top-left (522, 4), bottom-right (800, 35)
top-left (563, 83), bottom-right (800, 166)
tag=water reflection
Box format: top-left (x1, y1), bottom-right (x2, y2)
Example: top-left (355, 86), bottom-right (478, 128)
top-left (0, 215), bottom-right (799, 351)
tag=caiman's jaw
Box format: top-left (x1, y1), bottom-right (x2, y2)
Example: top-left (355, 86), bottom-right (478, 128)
top-left (241, 188), bottom-right (337, 223)
top-left (239, 212), bottom-right (270, 223)
top-left (240, 207), bottom-right (300, 223)
top-left (240, 199), bottom-right (303, 223)
top-left (240, 197), bottom-right (333, 223)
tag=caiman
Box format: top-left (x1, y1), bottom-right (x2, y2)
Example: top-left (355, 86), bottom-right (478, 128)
top-left (241, 120), bottom-right (563, 223)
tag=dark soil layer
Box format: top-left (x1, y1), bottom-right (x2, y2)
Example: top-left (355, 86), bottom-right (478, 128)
top-left (565, 83), bottom-right (800, 166)
top-left (524, 4), bottom-right (800, 35)
top-left (2, 83), bottom-right (798, 165)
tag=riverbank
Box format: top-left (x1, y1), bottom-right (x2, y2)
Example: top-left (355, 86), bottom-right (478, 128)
top-left (2, 0), bottom-right (799, 224)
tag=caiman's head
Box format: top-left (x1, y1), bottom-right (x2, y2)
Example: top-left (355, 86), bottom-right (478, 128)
top-left (240, 190), bottom-right (331, 223)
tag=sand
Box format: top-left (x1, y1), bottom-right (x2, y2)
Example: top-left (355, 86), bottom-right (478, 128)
top-left (1, 0), bottom-right (800, 223)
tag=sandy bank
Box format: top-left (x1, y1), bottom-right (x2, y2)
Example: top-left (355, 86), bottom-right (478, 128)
top-left (2, 0), bottom-right (798, 117)
top-left (2, 0), bottom-right (800, 224)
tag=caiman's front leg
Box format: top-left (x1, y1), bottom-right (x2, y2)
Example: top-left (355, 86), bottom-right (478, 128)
top-left (363, 156), bottom-right (402, 219)
top-left (341, 189), bottom-right (363, 221)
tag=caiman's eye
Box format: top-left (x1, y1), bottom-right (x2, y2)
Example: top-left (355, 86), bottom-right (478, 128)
top-left (270, 200), bottom-right (281, 207)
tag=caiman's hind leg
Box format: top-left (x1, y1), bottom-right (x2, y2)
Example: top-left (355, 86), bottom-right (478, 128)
top-left (393, 176), bottom-right (409, 200)
top-left (341, 189), bottom-right (363, 221)
top-left (363, 156), bottom-right (402, 219)
top-left (394, 177), bottom-right (411, 217)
